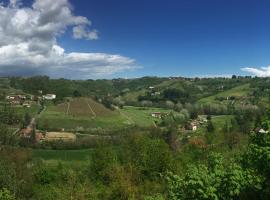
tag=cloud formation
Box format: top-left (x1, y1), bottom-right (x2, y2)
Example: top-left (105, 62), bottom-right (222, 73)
top-left (241, 66), bottom-right (270, 77)
top-left (0, 0), bottom-right (139, 79)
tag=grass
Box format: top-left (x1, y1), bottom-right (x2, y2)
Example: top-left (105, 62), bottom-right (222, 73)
top-left (120, 106), bottom-right (172, 127)
top-left (32, 147), bottom-right (122, 166)
top-left (122, 89), bottom-right (146, 102)
top-left (37, 109), bottom-right (127, 130)
top-left (211, 115), bottom-right (234, 132)
top-left (15, 104), bottom-right (40, 118)
top-left (198, 84), bottom-right (251, 103)
top-left (33, 148), bottom-right (93, 161)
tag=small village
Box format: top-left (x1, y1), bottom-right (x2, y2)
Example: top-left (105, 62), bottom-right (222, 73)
top-left (3, 92), bottom-right (78, 144)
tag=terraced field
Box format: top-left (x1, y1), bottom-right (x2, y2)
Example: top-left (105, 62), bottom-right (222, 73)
top-left (54, 97), bottom-right (115, 117)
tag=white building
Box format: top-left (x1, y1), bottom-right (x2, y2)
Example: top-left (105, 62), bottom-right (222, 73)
top-left (192, 125), bottom-right (197, 131)
top-left (43, 94), bottom-right (56, 100)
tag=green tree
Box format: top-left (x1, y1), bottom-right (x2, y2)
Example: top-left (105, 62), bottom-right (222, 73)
top-left (207, 120), bottom-right (215, 133)
top-left (0, 160), bottom-right (16, 195)
top-left (23, 113), bottom-right (31, 128)
top-left (73, 90), bottom-right (81, 97)
top-left (165, 153), bottom-right (262, 200)
top-left (89, 146), bottom-right (118, 183)
top-left (0, 188), bottom-right (15, 200)
top-left (241, 131), bottom-right (270, 198)
top-left (127, 135), bottom-right (174, 179)
top-left (0, 124), bottom-right (16, 145)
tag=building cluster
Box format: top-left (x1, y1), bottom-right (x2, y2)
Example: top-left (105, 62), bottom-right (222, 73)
top-left (186, 116), bottom-right (208, 132)
top-left (5, 92), bottom-right (57, 107)
top-left (21, 127), bottom-right (76, 143)
top-left (148, 86), bottom-right (161, 96)
top-left (6, 94), bottom-right (33, 107)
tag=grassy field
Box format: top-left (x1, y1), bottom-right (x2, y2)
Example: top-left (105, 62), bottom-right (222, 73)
top-left (120, 106), bottom-right (172, 126)
top-left (37, 109), bottom-right (127, 130)
top-left (122, 89), bottom-right (146, 102)
top-left (33, 148), bottom-right (93, 161)
top-left (15, 103), bottom-right (40, 118)
top-left (198, 84), bottom-right (251, 103)
top-left (32, 149), bottom-right (94, 166)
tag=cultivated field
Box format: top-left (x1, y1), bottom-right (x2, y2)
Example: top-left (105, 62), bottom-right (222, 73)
top-left (37, 98), bottom-right (173, 131)
top-left (54, 97), bottom-right (115, 117)
top-left (44, 132), bottom-right (76, 142)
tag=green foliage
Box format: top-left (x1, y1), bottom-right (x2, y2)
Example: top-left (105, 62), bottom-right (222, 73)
top-left (207, 120), bottom-right (215, 132)
top-left (0, 124), bottom-right (16, 146)
top-left (0, 147), bottom-right (33, 199)
top-left (166, 153), bottom-right (262, 200)
top-left (143, 194), bottom-right (164, 200)
top-left (34, 167), bottom-right (56, 185)
top-left (89, 147), bottom-right (118, 182)
top-left (23, 112), bottom-right (31, 128)
top-left (0, 160), bottom-right (16, 195)
top-left (127, 135), bottom-right (174, 179)
top-left (241, 132), bottom-right (270, 198)
top-left (0, 104), bottom-right (20, 125)
top-left (163, 88), bottom-right (190, 103)
top-left (0, 188), bottom-right (15, 200)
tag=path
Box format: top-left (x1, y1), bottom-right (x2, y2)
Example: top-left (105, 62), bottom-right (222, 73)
top-left (66, 102), bottom-right (70, 115)
top-left (28, 117), bottom-right (36, 130)
top-left (85, 98), bottom-right (97, 118)
top-left (12, 128), bottom-right (20, 136)
top-left (29, 104), bottom-right (47, 130)
top-left (118, 109), bottom-right (134, 125)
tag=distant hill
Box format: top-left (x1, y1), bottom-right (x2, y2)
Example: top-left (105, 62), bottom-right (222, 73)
top-left (3, 76), bottom-right (267, 106)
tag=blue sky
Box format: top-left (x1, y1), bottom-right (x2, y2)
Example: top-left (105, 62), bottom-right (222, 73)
top-left (63, 0), bottom-right (270, 78)
top-left (0, 0), bottom-right (270, 79)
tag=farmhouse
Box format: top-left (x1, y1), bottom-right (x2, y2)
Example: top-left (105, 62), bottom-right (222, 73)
top-left (43, 94), bottom-right (56, 100)
top-left (258, 129), bottom-right (269, 134)
top-left (21, 127), bottom-right (33, 138)
top-left (191, 124), bottom-right (197, 131)
top-left (185, 121), bottom-right (199, 132)
top-left (151, 112), bottom-right (162, 118)
top-left (35, 132), bottom-right (44, 142)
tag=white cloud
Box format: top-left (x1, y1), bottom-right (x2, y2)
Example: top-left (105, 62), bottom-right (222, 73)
top-left (241, 66), bottom-right (270, 77)
top-left (73, 25), bottom-right (99, 40)
top-left (0, 0), bottom-right (139, 79)
top-left (9, 0), bottom-right (22, 8)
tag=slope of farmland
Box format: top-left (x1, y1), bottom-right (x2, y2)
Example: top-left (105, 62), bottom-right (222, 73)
top-left (198, 83), bottom-right (251, 103)
top-left (38, 97), bottom-right (127, 131)
top-left (53, 97), bottom-right (115, 117)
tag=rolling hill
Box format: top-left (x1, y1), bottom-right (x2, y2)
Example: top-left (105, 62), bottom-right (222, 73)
top-left (198, 83), bottom-right (251, 104)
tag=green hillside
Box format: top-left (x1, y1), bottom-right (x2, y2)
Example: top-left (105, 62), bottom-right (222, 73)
top-left (198, 83), bottom-right (251, 103)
